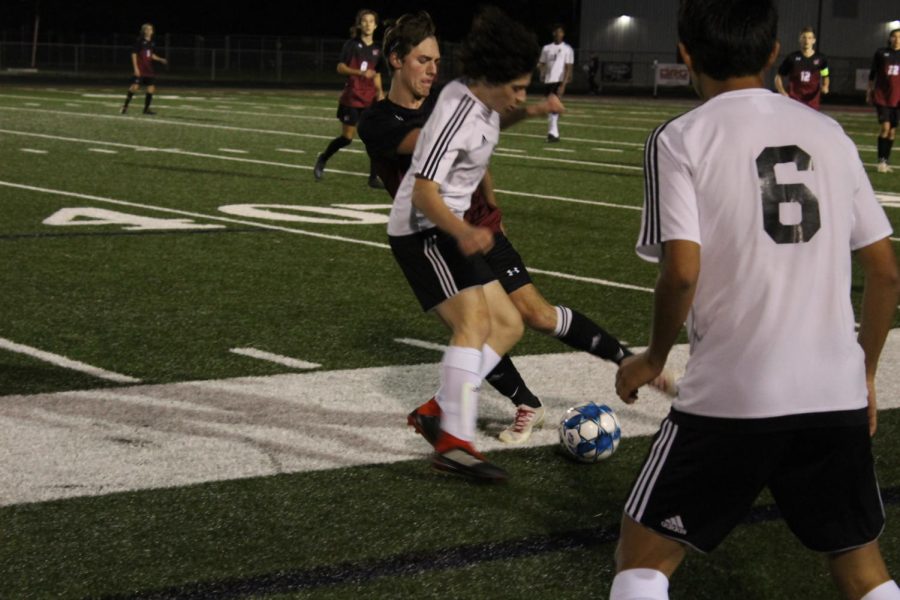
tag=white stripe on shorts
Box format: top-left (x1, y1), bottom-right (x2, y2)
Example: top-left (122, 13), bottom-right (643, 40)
top-left (423, 235), bottom-right (458, 299)
top-left (625, 418), bottom-right (679, 521)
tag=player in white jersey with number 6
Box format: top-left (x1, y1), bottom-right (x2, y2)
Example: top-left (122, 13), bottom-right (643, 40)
top-left (610, 0), bottom-right (900, 599)
top-left (538, 24), bottom-right (574, 142)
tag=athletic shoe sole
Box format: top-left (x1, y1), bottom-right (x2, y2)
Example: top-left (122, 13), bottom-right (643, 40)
top-left (431, 451), bottom-right (508, 483)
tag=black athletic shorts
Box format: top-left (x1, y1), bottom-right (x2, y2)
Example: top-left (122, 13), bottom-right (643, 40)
top-left (624, 408), bottom-right (884, 554)
top-left (337, 104), bottom-right (364, 126)
top-left (876, 104), bottom-right (898, 128)
top-left (130, 76), bottom-right (156, 86)
top-left (389, 227), bottom-right (497, 312)
top-left (483, 233), bottom-right (532, 295)
top-left (544, 82), bottom-right (562, 97)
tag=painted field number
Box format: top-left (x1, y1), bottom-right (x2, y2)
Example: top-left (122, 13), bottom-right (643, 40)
top-left (44, 207), bottom-right (224, 231)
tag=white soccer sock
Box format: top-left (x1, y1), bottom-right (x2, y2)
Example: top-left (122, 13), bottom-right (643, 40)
top-left (862, 581), bottom-right (900, 600)
top-left (609, 569), bottom-right (669, 600)
top-left (552, 305), bottom-right (572, 337)
top-left (479, 344), bottom-right (503, 380)
top-left (437, 346), bottom-right (482, 441)
top-left (548, 113), bottom-right (560, 137)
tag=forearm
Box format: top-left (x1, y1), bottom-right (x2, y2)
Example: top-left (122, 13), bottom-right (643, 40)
top-left (337, 63), bottom-right (362, 77)
top-left (856, 238), bottom-right (900, 378)
top-left (412, 179), bottom-right (470, 238)
top-left (647, 241), bottom-right (699, 366)
top-left (774, 75), bottom-right (786, 94)
top-left (131, 55), bottom-right (140, 73)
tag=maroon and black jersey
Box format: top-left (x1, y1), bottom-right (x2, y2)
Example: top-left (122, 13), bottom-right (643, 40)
top-left (133, 38), bottom-right (155, 76)
top-left (358, 85), bottom-right (503, 233)
top-left (869, 47), bottom-right (900, 107)
top-left (777, 51), bottom-right (829, 109)
top-left (338, 38), bottom-right (383, 108)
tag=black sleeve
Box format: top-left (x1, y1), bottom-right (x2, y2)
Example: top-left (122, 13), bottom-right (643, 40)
top-left (340, 39), bottom-right (356, 66)
top-left (777, 55), bottom-right (792, 77)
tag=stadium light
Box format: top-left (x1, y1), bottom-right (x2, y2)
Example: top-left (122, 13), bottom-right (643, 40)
top-left (616, 15), bottom-right (634, 25)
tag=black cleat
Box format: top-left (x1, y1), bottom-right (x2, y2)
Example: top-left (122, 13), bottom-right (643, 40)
top-left (432, 446), bottom-right (508, 483)
top-left (120, 106), bottom-right (128, 114)
top-left (547, 134), bottom-right (560, 143)
top-left (143, 109), bottom-right (156, 115)
top-left (367, 176), bottom-right (384, 190)
top-left (407, 407), bottom-right (440, 447)
top-left (314, 154), bottom-right (326, 181)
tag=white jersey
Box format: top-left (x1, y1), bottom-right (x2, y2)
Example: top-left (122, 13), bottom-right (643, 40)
top-left (539, 41), bottom-right (574, 84)
top-left (388, 79), bottom-right (500, 236)
top-left (637, 88), bottom-right (892, 420)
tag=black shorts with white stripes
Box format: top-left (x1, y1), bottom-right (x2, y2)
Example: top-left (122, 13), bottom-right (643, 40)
top-left (483, 233), bottom-right (532, 295)
top-left (389, 227), bottom-right (497, 312)
top-left (624, 408), bottom-right (884, 554)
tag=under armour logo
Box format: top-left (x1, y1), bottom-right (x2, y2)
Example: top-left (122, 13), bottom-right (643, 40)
top-left (506, 267), bottom-right (520, 277)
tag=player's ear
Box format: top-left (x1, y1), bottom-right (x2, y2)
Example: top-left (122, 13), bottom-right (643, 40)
top-left (765, 41), bottom-right (780, 70)
top-left (677, 42), bottom-right (693, 73)
top-left (390, 52), bottom-right (403, 70)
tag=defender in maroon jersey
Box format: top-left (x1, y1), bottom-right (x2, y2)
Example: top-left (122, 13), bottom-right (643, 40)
top-left (867, 28), bottom-right (900, 173)
top-left (775, 27), bottom-right (829, 110)
top-left (313, 9), bottom-right (384, 189)
top-left (120, 24), bottom-right (168, 115)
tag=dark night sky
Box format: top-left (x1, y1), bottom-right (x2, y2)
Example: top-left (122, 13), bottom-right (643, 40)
top-left (2, 1), bottom-right (581, 43)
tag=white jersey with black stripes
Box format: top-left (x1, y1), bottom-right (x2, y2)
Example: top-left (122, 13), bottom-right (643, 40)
top-left (387, 79), bottom-right (500, 236)
top-left (637, 88), bottom-right (892, 420)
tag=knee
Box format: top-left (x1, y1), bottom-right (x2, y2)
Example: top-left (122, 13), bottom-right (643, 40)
top-left (454, 305), bottom-right (492, 346)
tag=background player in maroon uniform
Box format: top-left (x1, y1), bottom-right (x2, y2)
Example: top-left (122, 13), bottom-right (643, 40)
top-left (121, 23), bottom-right (167, 115)
top-left (867, 28), bottom-right (900, 173)
top-left (359, 12), bottom-right (675, 447)
top-left (314, 9), bottom-right (384, 188)
top-left (775, 27), bottom-right (829, 110)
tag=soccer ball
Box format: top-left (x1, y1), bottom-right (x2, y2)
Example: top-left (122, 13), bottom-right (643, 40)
top-left (558, 402), bottom-right (621, 463)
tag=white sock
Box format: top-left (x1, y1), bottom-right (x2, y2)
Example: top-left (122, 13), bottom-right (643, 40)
top-left (437, 346), bottom-right (482, 441)
top-left (552, 305), bottom-right (572, 337)
top-left (610, 569), bottom-right (669, 600)
top-left (548, 113), bottom-right (559, 137)
top-left (862, 581), bottom-right (900, 600)
top-left (479, 344), bottom-right (503, 380)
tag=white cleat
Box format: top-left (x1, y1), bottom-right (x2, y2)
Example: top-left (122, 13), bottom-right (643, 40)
top-left (499, 404), bottom-right (545, 444)
top-left (649, 368), bottom-right (679, 397)
top-left (876, 160), bottom-right (892, 174)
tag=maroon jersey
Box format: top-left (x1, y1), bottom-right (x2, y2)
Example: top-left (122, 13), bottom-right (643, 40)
top-left (777, 51), bottom-right (829, 109)
top-left (338, 38), bottom-right (383, 108)
top-left (133, 38), bottom-right (155, 77)
top-left (869, 47), bottom-right (900, 107)
top-left (358, 86), bottom-right (503, 233)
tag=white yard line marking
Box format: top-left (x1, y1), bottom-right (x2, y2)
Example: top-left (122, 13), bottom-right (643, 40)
top-left (891, 237), bottom-right (899, 243)
top-left (229, 348), bottom-right (321, 370)
top-left (528, 268), bottom-right (654, 292)
top-left (877, 193), bottom-right (900, 208)
top-left (0, 337), bottom-right (140, 383)
top-left (88, 148), bottom-right (118, 154)
top-left (276, 148), bottom-right (306, 154)
top-left (502, 131), bottom-right (645, 147)
top-left (342, 148), bottom-right (365, 154)
top-left (592, 147), bottom-right (625, 154)
top-left (544, 148), bottom-right (576, 153)
top-left (0, 180), bottom-right (390, 249)
top-left (218, 148), bottom-right (248, 154)
top-left (23, 102), bottom-right (40, 107)
top-left (19, 148), bottom-right (47, 154)
top-left (394, 338), bottom-right (448, 352)
top-left (493, 152), bottom-right (642, 172)
top-left (0, 106), bottom-right (339, 141)
top-left (495, 148), bottom-right (526, 154)
top-left (0, 129), bottom-right (369, 180)
top-left (495, 188), bottom-right (641, 211)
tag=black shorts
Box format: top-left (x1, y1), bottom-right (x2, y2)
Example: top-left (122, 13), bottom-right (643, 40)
top-left (483, 233), bottom-right (532, 294)
top-left (130, 76), bottom-right (155, 87)
top-left (337, 104), bottom-right (364, 126)
top-left (624, 409), bottom-right (884, 554)
top-left (876, 104), bottom-right (899, 128)
top-left (389, 228), bottom-right (497, 312)
top-left (544, 82), bottom-right (562, 97)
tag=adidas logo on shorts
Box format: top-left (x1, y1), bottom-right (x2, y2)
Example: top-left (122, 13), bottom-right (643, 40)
top-left (660, 515), bottom-right (687, 535)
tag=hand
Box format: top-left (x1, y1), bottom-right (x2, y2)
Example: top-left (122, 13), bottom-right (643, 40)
top-left (160, 58), bottom-right (168, 65)
top-left (866, 376), bottom-right (877, 437)
top-left (362, 69), bottom-right (376, 80)
top-left (865, 90), bottom-right (873, 105)
top-left (457, 226), bottom-right (494, 256)
top-left (615, 352), bottom-right (663, 404)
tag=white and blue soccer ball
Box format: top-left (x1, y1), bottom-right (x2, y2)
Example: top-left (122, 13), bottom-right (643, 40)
top-left (558, 402), bottom-right (622, 463)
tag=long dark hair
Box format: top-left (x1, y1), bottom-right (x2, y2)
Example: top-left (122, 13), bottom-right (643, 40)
top-left (350, 9), bottom-right (378, 39)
